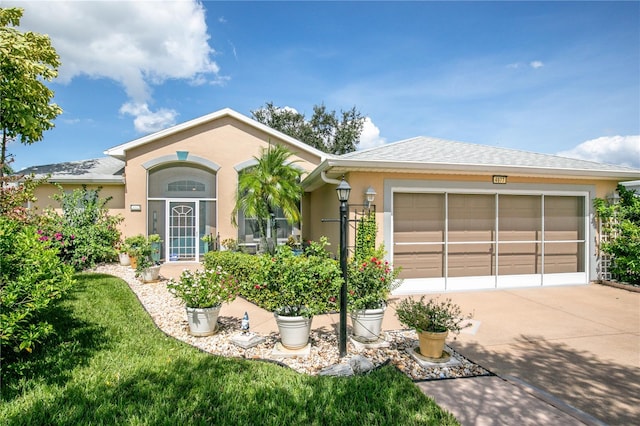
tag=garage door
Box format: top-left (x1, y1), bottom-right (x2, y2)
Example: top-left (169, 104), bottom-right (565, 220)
top-left (392, 192), bottom-right (587, 293)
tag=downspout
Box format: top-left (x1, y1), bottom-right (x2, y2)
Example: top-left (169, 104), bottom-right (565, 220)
top-left (321, 170), bottom-right (342, 185)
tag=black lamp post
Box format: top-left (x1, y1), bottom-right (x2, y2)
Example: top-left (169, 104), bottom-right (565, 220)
top-left (335, 178), bottom-right (351, 357)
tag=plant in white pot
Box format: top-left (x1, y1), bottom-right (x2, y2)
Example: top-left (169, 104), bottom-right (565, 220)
top-left (348, 246), bottom-right (402, 342)
top-left (251, 238), bottom-right (342, 349)
top-left (167, 267), bottom-right (240, 336)
top-left (395, 296), bottom-right (472, 359)
top-left (117, 241), bottom-right (131, 266)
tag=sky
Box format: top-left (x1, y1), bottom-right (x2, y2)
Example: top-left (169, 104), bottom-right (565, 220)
top-left (5, 0), bottom-right (640, 172)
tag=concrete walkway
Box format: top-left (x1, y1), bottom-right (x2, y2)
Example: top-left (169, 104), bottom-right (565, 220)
top-left (161, 263), bottom-right (639, 425)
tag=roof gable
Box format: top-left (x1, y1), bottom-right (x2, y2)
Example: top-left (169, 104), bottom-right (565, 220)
top-left (104, 108), bottom-right (331, 161)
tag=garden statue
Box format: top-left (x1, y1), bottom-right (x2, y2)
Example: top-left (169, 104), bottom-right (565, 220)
top-left (241, 312), bottom-right (250, 334)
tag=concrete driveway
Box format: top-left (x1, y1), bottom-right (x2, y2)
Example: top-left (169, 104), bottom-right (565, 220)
top-left (390, 284), bottom-right (640, 425)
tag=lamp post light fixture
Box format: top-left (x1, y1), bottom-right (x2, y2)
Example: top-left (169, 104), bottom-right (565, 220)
top-left (336, 177), bottom-right (351, 357)
top-left (364, 186), bottom-right (377, 208)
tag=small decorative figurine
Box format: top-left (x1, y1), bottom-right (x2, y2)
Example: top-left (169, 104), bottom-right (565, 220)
top-left (241, 311), bottom-right (250, 334)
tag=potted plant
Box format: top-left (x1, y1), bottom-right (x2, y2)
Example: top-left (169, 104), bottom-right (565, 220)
top-left (201, 234), bottom-right (216, 254)
top-left (117, 241), bottom-right (131, 266)
top-left (348, 246), bottom-right (402, 342)
top-left (148, 234), bottom-right (162, 263)
top-left (124, 234), bottom-right (147, 270)
top-left (395, 296), bottom-right (472, 358)
top-left (127, 235), bottom-right (160, 282)
top-left (251, 238), bottom-right (342, 349)
top-left (167, 267), bottom-right (240, 336)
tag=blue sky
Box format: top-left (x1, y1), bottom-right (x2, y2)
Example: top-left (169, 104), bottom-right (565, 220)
top-left (7, 0), bottom-right (640, 172)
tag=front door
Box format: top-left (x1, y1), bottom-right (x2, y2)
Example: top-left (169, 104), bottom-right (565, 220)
top-left (169, 201), bottom-right (196, 261)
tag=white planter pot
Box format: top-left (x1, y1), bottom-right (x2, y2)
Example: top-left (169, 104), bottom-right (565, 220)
top-left (118, 252), bottom-right (131, 266)
top-left (140, 265), bottom-right (161, 283)
top-left (274, 313), bottom-right (312, 349)
top-left (350, 307), bottom-right (385, 342)
top-left (186, 305), bottom-right (221, 336)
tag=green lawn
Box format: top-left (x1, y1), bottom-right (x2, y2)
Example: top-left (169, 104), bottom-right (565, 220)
top-left (1, 273), bottom-right (459, 425)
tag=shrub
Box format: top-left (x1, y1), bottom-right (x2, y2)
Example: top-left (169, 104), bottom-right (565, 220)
top-left (37, 186), bottom-right (122, 270)
top-left (203, 250), bottom-right (258, 288)
top-left (248, 239), bottom-right (343, 317)
top-left (348, 246), bottom-right (402, 310)
top-left (395, 296), bottom-right (472, 334)
top-left (0, 218), bottom-right (75, 358)
top-left (167, 267), bottom-right (240, 308)
top-left (595, 184), bottom-right (640, 284)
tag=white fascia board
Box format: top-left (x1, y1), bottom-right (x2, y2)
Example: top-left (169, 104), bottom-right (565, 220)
top-left (316, 159), bottom-right (640, 181)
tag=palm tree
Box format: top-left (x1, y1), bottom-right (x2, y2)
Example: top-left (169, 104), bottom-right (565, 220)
top-left (232, 144), bottom-right (303, 253)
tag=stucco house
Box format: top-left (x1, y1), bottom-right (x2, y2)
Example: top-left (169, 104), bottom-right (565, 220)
top-left (22, 108), bottom-right (640, 293)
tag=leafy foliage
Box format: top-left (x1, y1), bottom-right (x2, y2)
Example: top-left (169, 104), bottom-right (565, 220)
top-left (247, 240), bottom-right (343, 317)
top-left (348, 247), bottom-right (402, 310)
top-left (232, 144), bottom-right (303, 253)
top-left (354, 211), bottom-right (377, 263)
top-left (0, 217), bottom-right (75, 358)
top-left (203, 250), bottom-right (258, 288)
top-left (395, 296), bottom-right (472, 334)
top-left (167, 267), bottom-right (240, 309)
top-left (0, 7), bottom-right (62, 176)
top-left (36, 186), bottom-right (122, 271)
top-left (594, 184), bottom-right (640, 284)
top-left (0, 173), bottom-right (46, 223)
top-left (251, 102), bottom-right (365, 154)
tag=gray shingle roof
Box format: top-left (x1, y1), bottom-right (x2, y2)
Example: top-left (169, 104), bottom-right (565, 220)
top-left (342, 136), bottom-right (640, 173)
top-left (17, 157), bottom-right (125, 183)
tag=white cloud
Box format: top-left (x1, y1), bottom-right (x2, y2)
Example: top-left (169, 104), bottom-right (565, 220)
top-left (9, 0), bottom-right (221, 133)
top-left (530, 60), bottom-right (544, 69)
top-left (119, 102), bottom-right (178, 134)
top-left (358, 117), bottom-right (387, 150)
top-left (557, 135), bottom-right (640, 168)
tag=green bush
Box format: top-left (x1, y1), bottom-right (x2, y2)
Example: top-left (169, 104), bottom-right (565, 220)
top-left (595, 184), bottom-right (640, 284)
top-left (0, 218), bottom-right (75, 359)
top-left (37, 186), bottom-right (122, 271)
top-left (248, 240), bottom-right (342, 317)
top-left (203, 250), bottom-right (258, 288)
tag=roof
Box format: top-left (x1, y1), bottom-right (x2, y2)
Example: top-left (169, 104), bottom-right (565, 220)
top-left (303, 136), bottom-right (640, 190)
top-left (104, 107), bottom-right (331, 161)
top-left (17, 157), bottom-right (125, 184)
top-left (343, 136), bottom-right (640, 172)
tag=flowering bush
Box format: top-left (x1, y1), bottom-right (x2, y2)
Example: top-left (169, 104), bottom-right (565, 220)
top-left (36, 186), bottom-right (122, 271)
top-left (167, 267), bottom-right (240, 308)
top-left (348, 246), bottom-right (402, 310)
top-left (1, 218), bottom-right (75, 358)
top-left (248, 238), bottom-right (342, 317)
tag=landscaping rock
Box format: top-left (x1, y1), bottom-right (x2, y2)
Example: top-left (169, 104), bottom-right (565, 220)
top-left (319, 363), bottom-right (353, 377)
top-left (349, 355), bottom-right (375, 374)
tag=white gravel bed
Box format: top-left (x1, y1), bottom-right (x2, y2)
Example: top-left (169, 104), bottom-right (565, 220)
top-left (93, 263), bottom-right (491, 380)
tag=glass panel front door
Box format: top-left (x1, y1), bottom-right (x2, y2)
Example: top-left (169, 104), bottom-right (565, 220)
top-left (169, 202), bottom-right (196, 261)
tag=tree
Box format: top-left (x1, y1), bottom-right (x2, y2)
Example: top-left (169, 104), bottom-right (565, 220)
top-left (251, 102), bottom-right (365, 155)
top-left (232, 144), bottom-right (303, 253)
top-left (0, 7), bottom-right (62, 178)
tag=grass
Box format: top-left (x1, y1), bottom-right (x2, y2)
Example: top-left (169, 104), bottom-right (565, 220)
top-left (1, 273), bottom-right (459, 425)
